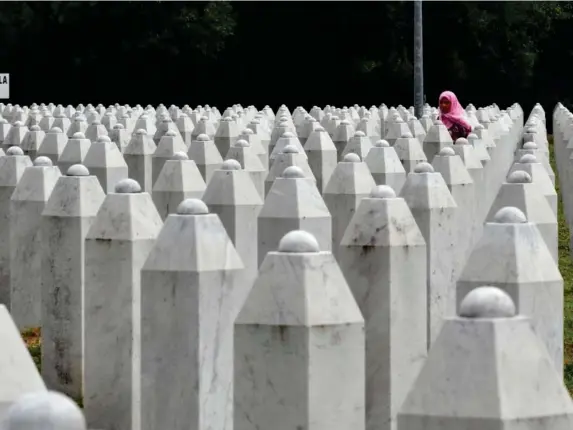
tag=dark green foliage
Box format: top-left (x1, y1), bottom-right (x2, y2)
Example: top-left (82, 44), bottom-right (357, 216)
top-left (1, 1), bottom-right (573, 110)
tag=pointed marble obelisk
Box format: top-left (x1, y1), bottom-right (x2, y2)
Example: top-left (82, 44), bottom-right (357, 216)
top-left (187, 134), bottom-right (224, 184)
top-left (41, 164), bottom-right (106, 400)
top-left (398, 286), bottom-right (573, 430)
top-left (0, 147), bottom-right (32, 307)
top-left (152, 130), bottom-right (188, 186)
top-left (264, 145), bottom-right (315, 197)
top-left (124, 129), bottom-right (157, 193)
top-left (400, 162), bottom-right (458, 348)
top-left (303, 126), bottom-right (337, 193)
top-left (365, 140), bottom-right (407, 194)
top-left (9, 157), bottom-right (61, 329)
top-left (140, 198), bottom-right (247, 430)
top-left (83, 136), bottom-right (129, 193)
top-left (259, 166), bottom-right (332, 266)
top-left (37, 127), bottom-right (68, 165)
top-left (457, 207), bottom-right (564, 376)
top-left (323, 153), bottom-right (376, 258)
top-left (202, 159), bottom-right (263, 287)
top-left (152, 152), bottom-right (206, 220)
top-left (84, 179), bottom-right (163, 430)
top-left (486, 171), bottom-right (558, 264)
top-left (338, 186), bottom-right (427, 430)
top-left (58, 132), bottom-right (92, 175)
top-left (235, 230), bottom-right (365, 430)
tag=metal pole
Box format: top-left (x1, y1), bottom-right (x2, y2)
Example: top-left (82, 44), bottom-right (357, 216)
top-left (413, 0), bottom-right (424, 118)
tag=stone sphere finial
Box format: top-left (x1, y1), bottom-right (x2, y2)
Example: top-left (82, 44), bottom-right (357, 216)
top-left (67, 164), bottom-right (90, 176)
top-left (414, 162), bottom-right (434, 173)
top-left (439, 147), bottom-right (455, 156)
top-left (3, 390), bottom-right (87, 430)
top-left (278, 230), bottom-right (320, 253)
top-left (6, 146), bottom-right (24, 156)
top-left (176, 198), bottom-right (209, 215)
top-left (370, 185), bottom-right (396, 199)
top-left (507, 170), bottom-right (532, 184)
top-left (33, 156), bottom-right (52, 167)
top-left (115, 178), bottom-right (142, 193)
top-left (282, 166), bottom-right (305, 179)
top-left (493, 206), bottom-right (527, 223)
top-left (343, 153), bottom-right (361, 162)
top-left (459, 286), bottom-right (516, 318)
top-left (222, 159), bottom-right (242, 171)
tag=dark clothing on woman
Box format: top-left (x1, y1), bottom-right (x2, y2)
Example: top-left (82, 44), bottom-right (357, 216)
top-left (448, 121), bottom-right (471, 141)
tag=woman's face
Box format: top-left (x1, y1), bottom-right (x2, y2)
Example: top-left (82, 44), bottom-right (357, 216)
top-left (440, 97), bottom-right (451, 113)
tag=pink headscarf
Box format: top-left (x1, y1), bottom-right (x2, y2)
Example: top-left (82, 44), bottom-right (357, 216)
top-left (438, 91), bottom-right (472, 130)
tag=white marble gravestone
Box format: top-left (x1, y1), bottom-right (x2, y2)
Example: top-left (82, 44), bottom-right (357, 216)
top-left (84, 179), bottom-right (163, 430)
top-left (235, 230), bottom-right (365, 430)
top-left (140, 199), bottom-right (246, 430)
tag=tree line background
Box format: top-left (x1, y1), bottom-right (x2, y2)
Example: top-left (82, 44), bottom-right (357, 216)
top-left (1, 1), bottom-right (571, 119)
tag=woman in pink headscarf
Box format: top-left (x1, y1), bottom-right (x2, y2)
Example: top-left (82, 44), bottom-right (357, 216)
top-left (438, 91), bottom-right (472, 141)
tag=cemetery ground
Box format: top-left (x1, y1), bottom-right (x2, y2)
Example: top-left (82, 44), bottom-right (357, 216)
top-left (550, 134), bottom-right (573, 392)
top-left (16, 132), bottom-right (573, 395)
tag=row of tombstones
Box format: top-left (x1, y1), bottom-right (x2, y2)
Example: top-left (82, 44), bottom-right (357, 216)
top-left (0, 101), bottom-right (568, 430)
top-left (0, 100), bottom-right (501, 151)
top-left (0, 100), bottom-right (533, 330)
top-left (552, 103), bottom-right (573, 255)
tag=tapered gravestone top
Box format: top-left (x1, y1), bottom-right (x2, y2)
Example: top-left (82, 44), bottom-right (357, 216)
top-left (72, 132), bottom-right (86, 139)
top-left (197, 134), bottom-right (210, 142)
top-left (399, 281), bottom-right (573, 429)
top-left (458, 286), bottom-right (516, 318)
top-left (238, 229), bottom-right (362, 326)
top-left (3, 391), bottom-right (86, 430)
top-left (278, 230), bottom-right (320, 253)
top-left (455, 137), bottom-right (469, 145)
top-left (523, 142), bottom-right (537, 150)
top-left (114, 178), bottom-right (142, 193)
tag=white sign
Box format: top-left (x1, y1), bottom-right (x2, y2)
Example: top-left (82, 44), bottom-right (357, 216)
top-left (0, 74), bottom-right (10, 99)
